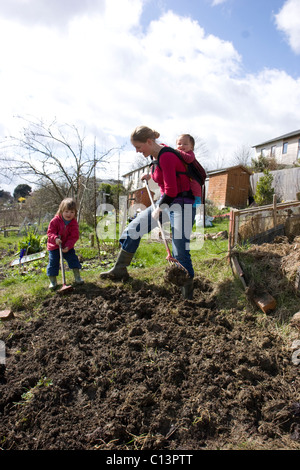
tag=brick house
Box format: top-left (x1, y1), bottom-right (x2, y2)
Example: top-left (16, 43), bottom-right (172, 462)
top-left (253, 129), bottom-right (300, 166)
top-left (122, 165), bottom-right (159, 209)
top-left (207, 165), bottom-right (252, 209)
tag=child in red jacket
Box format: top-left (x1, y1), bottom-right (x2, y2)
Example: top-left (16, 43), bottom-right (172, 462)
top-left (176, 133), bottom-right (202, 207)
top-left (47, 198), bottom-right (83, 289)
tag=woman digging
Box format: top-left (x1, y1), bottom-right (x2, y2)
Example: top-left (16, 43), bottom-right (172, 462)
top-left (100, 126), bottom-right (196, 299)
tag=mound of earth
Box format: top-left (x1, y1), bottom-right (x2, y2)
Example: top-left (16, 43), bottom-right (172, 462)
top-left (235, 236), bottom-right (300, 303)
top-left (0, 274), bottom-right (299, 450)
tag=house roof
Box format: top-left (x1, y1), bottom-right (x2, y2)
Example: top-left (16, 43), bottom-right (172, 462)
top-left (253, 129), bottom-right (300, 148)
top-left (207, 165), bottom-right (252, 176)
top-left (122, 164), bottom-right (149, 178)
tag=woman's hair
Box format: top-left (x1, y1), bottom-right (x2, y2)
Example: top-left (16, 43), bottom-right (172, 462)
top-left (56, 198), bottom-right (78, 217)
top-left (131, 126), bottom-right (160, 143)
top-left (177, 134), bottom-right (195, 150)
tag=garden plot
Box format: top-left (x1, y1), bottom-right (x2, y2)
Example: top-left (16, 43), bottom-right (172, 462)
top-left (0, 265), bottom-right (299, 450)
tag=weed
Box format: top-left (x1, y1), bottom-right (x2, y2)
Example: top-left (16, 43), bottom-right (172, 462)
top-left (126, 432), bottom-right (151, 450)
top-left (14, 376), bottom-right (53, 407)
top-left (18, 231), bottom-right (42, 254)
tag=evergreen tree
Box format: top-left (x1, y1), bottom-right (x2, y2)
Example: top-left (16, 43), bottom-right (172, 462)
top-left (254, 169), bottom-right (274, 205)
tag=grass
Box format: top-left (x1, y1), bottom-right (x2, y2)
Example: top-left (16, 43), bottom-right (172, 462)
top-left (0, 218), bottom-right (231, 312)
top-left (0, 215), bottom-right (262, 327)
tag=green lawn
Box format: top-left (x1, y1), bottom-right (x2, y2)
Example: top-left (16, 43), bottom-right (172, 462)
top-left (1, 213), bottom-right (297, 339)
top-left (0, 217), bottom-right (232, 313)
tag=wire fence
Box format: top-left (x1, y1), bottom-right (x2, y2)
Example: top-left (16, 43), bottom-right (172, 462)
top-left (228, 196), bottom-right (300, 252)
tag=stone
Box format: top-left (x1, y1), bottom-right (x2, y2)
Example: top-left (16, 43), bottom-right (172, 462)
top-left (0, 310), bottom-right (14, 321)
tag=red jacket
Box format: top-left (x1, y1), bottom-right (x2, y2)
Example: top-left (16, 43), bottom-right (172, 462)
top-left (178, 149), bottom-right (202, 198)
top-left (152, 149), bottom-right (191, 198)
top-left (47, 215), bottom-right (79, 251)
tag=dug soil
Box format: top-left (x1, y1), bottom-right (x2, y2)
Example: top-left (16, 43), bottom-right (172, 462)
top-left (0, 248), bottom-right (300, 450)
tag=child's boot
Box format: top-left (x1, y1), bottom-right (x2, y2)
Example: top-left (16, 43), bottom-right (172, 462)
top-left (73, 268), bottom-right (84, 285)
top-left (48, 276), bottom-right (57, 290)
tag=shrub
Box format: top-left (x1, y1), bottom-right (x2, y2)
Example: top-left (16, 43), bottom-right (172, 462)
top-left (254, 169), bottom-right (274, 206)
top-left (18, 232), bottom-right (42, 254)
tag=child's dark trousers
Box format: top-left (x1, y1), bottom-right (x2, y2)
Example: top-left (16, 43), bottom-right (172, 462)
top-left (47, 248), bottom-right (81, 277)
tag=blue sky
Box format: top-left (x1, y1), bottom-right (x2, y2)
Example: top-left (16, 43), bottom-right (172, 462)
top-left (0, 0), bottom-right (300, 191)
top-left (141, 0), bottom-right (299, 76)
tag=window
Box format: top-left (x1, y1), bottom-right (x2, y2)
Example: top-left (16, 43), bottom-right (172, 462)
top-left (283, 142), bottom-right (288, 154)
top-left (298, 139), bottom-right (300, 159)
top-left (271, 145), bottom-right (276, 157)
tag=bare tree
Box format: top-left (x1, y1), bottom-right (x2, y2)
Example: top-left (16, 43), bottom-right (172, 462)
top-left (130, 153), bottom-right (150, 171)
top-left (0, 117), bottom-right (119, 220)
top-left (194, 135), bottom-right (209, 162)
top-left (233, 144), bottom-right (252, 167)
top-left (205, 152), bottom-right (227, 171)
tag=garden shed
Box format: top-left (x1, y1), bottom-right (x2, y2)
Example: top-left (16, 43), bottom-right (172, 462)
top-left (207, 165), bottom-right (252, 209)
top-left (128, 186), bottom-right (154, 208)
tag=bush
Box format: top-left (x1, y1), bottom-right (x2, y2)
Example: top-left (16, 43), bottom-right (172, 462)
top-left (18, 232), bottom-right (42, 254)
top-left (254, 169), bottom-right (274, 206)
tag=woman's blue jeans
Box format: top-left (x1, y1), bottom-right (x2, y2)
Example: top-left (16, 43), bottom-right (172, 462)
top-left (47, 248), bottom-right (81, 277)
top-left (119, 202), bottom-right (196, 278)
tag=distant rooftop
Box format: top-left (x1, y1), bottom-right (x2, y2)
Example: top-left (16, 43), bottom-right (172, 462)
top-left (207, 165), bottom-right (252, 176)
top-left (122, 163), bottom-right (149, 178)
top-left (253, 129), bottom-right (300, 148)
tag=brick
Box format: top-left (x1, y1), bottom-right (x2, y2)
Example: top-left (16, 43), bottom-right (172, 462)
top-left (0, 310), bottom-right (14, 321)
top-left (254, 293), bottom-right (276, 314)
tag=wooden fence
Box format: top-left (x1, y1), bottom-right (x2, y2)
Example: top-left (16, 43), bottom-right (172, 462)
top-left (228, 196), bottom-right (300, 252)
top-left (250, 166), bottom-right (300, 202)
top-left (0, 210), bottom-right (24, 231)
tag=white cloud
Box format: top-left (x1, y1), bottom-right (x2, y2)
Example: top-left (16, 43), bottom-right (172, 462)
top-left (0, 0), bottom-right (105, 27)
top-left (210, 0), bottom-right (229, 6)
top-left (275, 0), bottom-right (300, 54)
top-left (0, 0), bottom-right (300, 192)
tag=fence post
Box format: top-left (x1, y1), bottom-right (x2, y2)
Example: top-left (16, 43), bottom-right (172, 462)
top-left (228, 209), bottom-right (234, 255)
top-left (235, 212), bottom-right (239, 246)
top-left (273, 194), bottom-right (277, 228)
top-left (228, 209), bottom-right (238, 254)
